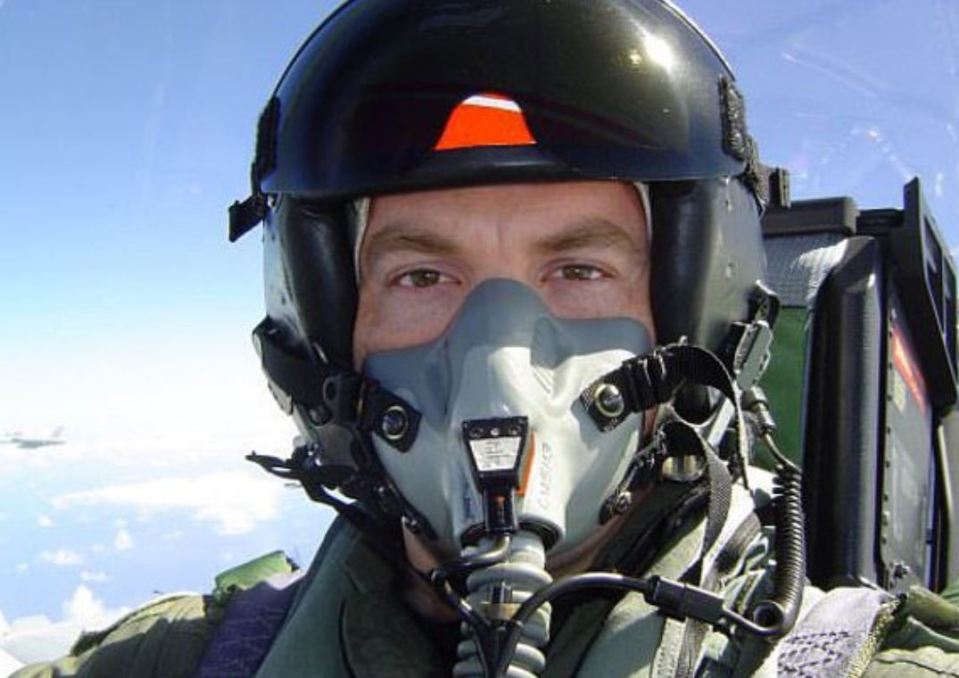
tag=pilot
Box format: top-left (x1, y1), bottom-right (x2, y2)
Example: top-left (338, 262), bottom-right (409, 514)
top-left (15, 1), bottom-right (959, 676)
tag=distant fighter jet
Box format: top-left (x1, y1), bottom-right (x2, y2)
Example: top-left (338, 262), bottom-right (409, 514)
top-left (0, 426), bottom-right (65, 449)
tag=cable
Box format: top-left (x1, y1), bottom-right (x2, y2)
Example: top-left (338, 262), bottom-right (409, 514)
top-left (749, 433), bottom-right (805, 636)
top-left (739, 386), bottom-right (806, 637)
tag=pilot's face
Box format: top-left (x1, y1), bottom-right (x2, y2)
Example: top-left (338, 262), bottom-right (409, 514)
top-left (353, 180), bottom-right (654, 367)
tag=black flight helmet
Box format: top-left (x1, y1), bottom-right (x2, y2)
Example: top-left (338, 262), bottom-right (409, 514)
top-left (232, 0), bottom-right (767, 507)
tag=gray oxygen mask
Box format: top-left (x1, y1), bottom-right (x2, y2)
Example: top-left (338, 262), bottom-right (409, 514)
top-left (362, 279), bottom-right (653, 557)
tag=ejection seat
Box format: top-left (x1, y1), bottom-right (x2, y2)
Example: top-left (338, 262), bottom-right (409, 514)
top-left (757, 176), bottom-right (959, 594)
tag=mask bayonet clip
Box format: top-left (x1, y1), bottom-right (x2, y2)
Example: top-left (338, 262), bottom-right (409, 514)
top-left (463, 417), bottom-right (530, 535)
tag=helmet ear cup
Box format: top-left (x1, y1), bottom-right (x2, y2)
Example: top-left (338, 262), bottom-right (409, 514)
top-left (649, 178), bottom-right (764, 351)
top-left (269, 198), bottom-right (358, 368)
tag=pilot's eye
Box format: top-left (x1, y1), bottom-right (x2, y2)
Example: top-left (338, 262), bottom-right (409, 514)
top-left (555, 264), bottom-right (605, 281)
top-left (396, 269), bottom-right (445, 288)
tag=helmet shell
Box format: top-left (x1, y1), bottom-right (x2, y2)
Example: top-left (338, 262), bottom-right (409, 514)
top-left (255, 0), bottom-right (765, 368)
top-left (261, 0), bottom-right (748, 200)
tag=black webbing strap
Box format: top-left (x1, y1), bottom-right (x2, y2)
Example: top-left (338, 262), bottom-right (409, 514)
top-left (700, 446), bottom-right (733, 564)
top-left (581, 343), bottom-right (750, 490)
top-left (227, 97), bottom-right (279, 243)
top-left (254, 323), bottom-right (419, 451)
top-left (674, 509), bottom-right (764, 678)
top-left (247, 447), bottom-right (413, 555)
top-left (665, 433), bottom-right (740, 678)
top-left (229, 194), bottom-right (268, 242)
top-left (582, 344), bottom-right (732, 424)
top-left (704, 511), bottom-right (763, 591)
top-left (660, 422), bottom-right (732, 559)
top-left (580, 347), bottom-right (679, 432)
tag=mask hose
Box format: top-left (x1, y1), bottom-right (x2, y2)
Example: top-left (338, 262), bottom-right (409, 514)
top-left (432, 532), bottom-right (552, 678)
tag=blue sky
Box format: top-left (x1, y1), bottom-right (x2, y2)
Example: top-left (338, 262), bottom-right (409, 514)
top-left (1, 0), bottom-right (958, 669)
top-left (0, 0), bottom-right (332, 440)
top-left (0, 0), bottom-right (340, 666)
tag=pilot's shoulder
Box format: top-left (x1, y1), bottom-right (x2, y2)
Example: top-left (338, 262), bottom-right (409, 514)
top-left (10, 593), bottom-right (213, 678)
top-left (10, 550), bottom-right (296, 678)
top-left (864, 585), bottom-right (959, 677)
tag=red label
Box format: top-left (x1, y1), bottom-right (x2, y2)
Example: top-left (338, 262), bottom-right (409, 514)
top-left (434, 92), bottom-right (536, 150)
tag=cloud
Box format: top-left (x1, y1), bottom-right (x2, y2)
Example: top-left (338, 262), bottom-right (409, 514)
top-left (1, 647), bottom-right (23, 675)
top-left (1, 614), bottom-right (53, 636)
top-left (114, 528), bottom-right (134, 552)
top-left (15, 563), bottom-right (28, 574)
top-left (39, 549), bottom-right (83, 567)
top-left (4, 587), bottom-right (123, 633)
top-left (80, 571), bottom-right (108, 583)
top-left (36, 514), bottom-right (53, 528)
top-left (0, 587), bottom-right (130, 665)
top-left (62, 586), bottom-right (116, 627)
top-left (51, 471), bottom-right (284, 535)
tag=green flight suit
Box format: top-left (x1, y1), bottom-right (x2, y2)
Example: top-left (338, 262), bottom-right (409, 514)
top-left (12, 477), bottom-right (959, 677)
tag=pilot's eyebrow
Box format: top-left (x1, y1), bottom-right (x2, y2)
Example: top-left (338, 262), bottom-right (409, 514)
top-left (532, 219), bottom-right (643, 257)
top-left (360, 221), bottom-right (461, 273)
top-left (360, 217), bottom-right (644, 275)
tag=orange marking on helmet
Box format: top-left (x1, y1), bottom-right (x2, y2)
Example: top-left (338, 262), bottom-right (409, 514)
top-left (434, 92), bottom-right (536, 150)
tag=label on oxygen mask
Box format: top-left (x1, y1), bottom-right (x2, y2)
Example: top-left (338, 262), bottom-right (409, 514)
top-left (468, 437), bottom-right (524, 472)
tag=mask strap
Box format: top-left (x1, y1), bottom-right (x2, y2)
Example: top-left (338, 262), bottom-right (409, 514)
top-left (580, 342), bottom-right (750, 489)
top-left (253, 320), bottom-right (421, 452)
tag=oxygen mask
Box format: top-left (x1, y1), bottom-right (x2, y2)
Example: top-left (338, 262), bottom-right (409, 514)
top-left (362, 278), bottom-right (654, 558)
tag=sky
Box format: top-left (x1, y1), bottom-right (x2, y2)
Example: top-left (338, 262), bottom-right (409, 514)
top-left (1, 0), bottom-right (958, 671)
